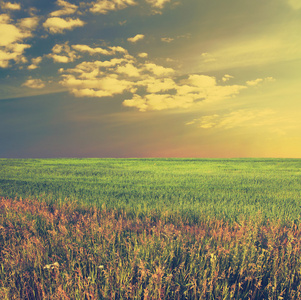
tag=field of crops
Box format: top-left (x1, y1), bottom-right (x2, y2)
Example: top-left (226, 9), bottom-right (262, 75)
top-left (0, 158), bottom-right (301, 299)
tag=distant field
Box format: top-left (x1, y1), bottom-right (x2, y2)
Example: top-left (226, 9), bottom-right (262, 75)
top-left (0, 158), bottom-right (300, 222)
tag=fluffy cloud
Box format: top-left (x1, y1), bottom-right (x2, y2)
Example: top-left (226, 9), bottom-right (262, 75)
top-left (0, 14), bottom-right (37, 68)
top-left (72, 44), bottom-right (112, 55)
top-left (186, 109), bottom-right (276, 129)
top-left (22, 78), bottom-right (46, 89)
top-left (18, 17), bottom-right (39, 30)
top-left (90, 0), bottom-right (136, 14)
top-left (28, 56), bottom-right (42, 70)
top-left (59, 55), bottom-right (135, 97)
top-left (58, 45), bottom-right (247, 112)
top-left (123, 93), bottom-right (197, 111)
top-left (127, 34), bottom-right (145, 43)
top-left (138, 52), bottom-right (148, 58)
top-left (47, 42), bottom-right (79, 63)
top-left (1, 1), bottom-right (21, 10)
top-left (43, 17), bottom-right (85, 34)
top-left (116, 63), bottom-right (140, 77)
top-left (50, 0), bottom-right (78, 17)
top-left (146, 0), bottom-right (171, 9)
top-left (61, 74), bottom-right (134, 97)
top-left (144, 63), bottom-right (174, 76)
top-left (123, 74), bottom-right (246, 112)
top-left (71, 44), bottom-right (128, 56)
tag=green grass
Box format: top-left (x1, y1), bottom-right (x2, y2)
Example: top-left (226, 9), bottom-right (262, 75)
top-left (0, 158), bottom-right (300, 222)
top-left (1, 158), bottom-right (301, 299)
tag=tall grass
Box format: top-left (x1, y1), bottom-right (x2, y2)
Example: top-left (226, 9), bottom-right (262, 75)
top-left (1, 197), bottom-right (301, 299)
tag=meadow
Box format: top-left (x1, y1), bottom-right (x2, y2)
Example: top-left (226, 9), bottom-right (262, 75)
top-left (0, 158), bottom-right (301, 299)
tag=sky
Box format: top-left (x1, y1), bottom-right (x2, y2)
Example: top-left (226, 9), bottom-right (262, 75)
top-left (0, 0), bottom-right (300, 158)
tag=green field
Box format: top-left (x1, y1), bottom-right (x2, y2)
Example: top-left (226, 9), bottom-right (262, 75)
top-left (0, 158), bottom-right (300, 222)
top-left (1, 158), bottom-right (301, 299)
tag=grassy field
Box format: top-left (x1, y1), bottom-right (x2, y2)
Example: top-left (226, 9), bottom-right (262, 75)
top-left (0, 158), bottom-right (301, 299)
top-left (0, 158), bottom-right (301, 222)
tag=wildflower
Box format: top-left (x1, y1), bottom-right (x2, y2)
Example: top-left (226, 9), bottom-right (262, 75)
top-left (98, 265), bottom-right (104, 269)
top-left (43, 264), bottom-right (51, 270)
top-left (43, 262), bottom-right (60, 270)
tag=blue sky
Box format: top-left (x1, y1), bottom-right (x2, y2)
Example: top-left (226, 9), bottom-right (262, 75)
top-left (0, 0), bottom-right (301, 157)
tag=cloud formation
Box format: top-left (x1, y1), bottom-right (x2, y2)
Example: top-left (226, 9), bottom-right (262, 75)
top-left (90, 0), bottom-right (136, 14)
top-left (43, 17), bottom-right (85, 34)
top-left (71, 44), bottom-right (128, 56)
top-left (0, 14), bottom-right (38, 68)
top-left (28, 56), bottom-right (42, 70)
top-left (22, 78), bottom-right (46, 89)
top-left (146, 0), bottom-right (171, 9)
top-left (50, 0), bottom-right (78, 17)
top-left (47, 42), bottom-right (79, 63)
top-left (58, 44), bottom-right (247, 112)
top-left (127, 34), bottom-right (145, 43)
top-left (1, 1), bottom-right (21, 10)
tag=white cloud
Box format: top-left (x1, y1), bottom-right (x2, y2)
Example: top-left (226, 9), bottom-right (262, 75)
top-left (0, 14), bottom-right (36, 68)
top-left (58, 45), bottom-right (247, 112)
top-left (0, 15), bottom-right (31, 47)
top-left (138, 52), bottom-right (148, 58)
top-left (146, 0), bottom-right (171, 9)
top-left (116, 63), bottom-right (140, 77)
top-left (186, 74), bottom-right (216, 88)
top-left (18, 17), bottom-right (39, 30)
top-left (71, 44), bottom-right (128, 56)
top-left (138, 77), bottom-right (176, 93)
top-left (123, 93), bottom-right (197, 112)
top-left (50, 0), bottom-right (78, 17)
top-left (127, 34), bottom-right (145, 43)
top-left (123, 72), bottom-right (246, 112)
top-left (61, 74), bottom-right (134, 97)
top-left (0, 44), bottom-right (30, 67)
top-left (47, 42), bottom-right (80, 63)
top-left (1, 2), bottom-right (21, 10)
top-left (28, 56), bottom-right (42, 70)
top-left (144, 63), bottom-right (174, 76)
top-left (90, 0), bottom-right (136, 14)
top-left (72, 44), bottom-right (112, 55)
top-left (22, 78), bottom-right (46, 89)
top-left (43, 17), bottom-right (85, 34)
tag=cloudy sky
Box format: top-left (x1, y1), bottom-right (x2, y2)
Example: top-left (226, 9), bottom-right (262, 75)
top-left (0, 0), bottom-right (300, 158)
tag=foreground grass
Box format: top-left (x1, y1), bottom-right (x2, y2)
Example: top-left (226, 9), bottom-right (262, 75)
top-left (1, 197), bottom-right (301, 299)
